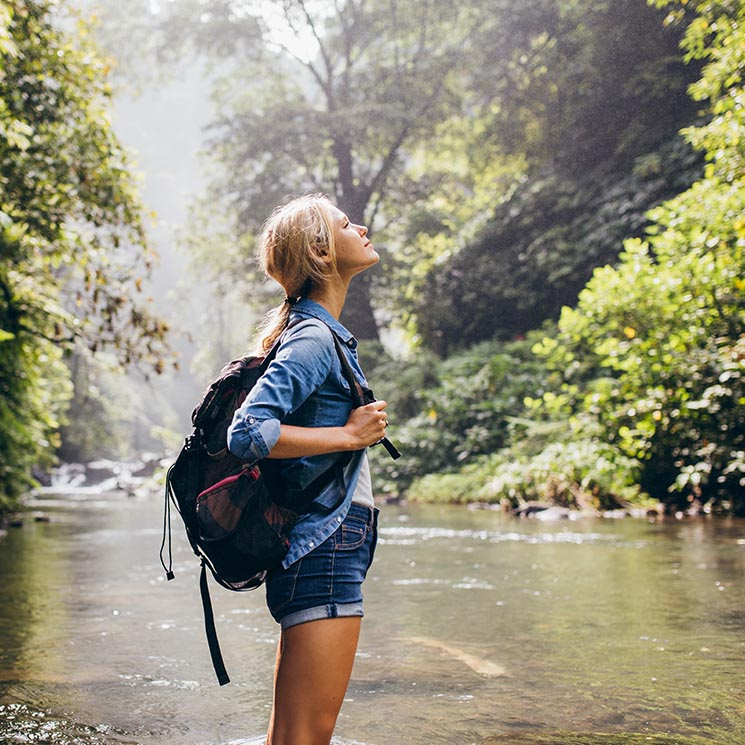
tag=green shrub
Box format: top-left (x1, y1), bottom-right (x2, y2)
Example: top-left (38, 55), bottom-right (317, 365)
top-left (479, 440), bottom-right (647, 510)
top-left (406, 440), bottom-right (646, 510)
top-left (368, 337), bottom-right (550, 496)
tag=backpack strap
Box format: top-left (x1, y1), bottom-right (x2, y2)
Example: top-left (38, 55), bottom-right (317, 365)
top-left (199, 561), bottom-right (230, 686)
top-left (332, 335), bottom-right (401, 461)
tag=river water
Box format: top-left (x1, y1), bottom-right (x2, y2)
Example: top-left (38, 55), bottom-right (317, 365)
top-left (0, 487), bottom-right (743, 745)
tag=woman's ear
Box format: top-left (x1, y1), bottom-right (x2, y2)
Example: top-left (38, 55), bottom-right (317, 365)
top-left (312, 242), bottom-right (332, 264)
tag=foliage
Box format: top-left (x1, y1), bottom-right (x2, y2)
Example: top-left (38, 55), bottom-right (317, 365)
top-left (535, 198), bottom-right (745, 511)
top-left (376, 115), bottom-right (527, 331)
top-left (56, 349), bottom-right (181, 463)
top-left (405, 464), bottom-right (491, 505)
top-left (408, 439), bottom-right (646, 510)
top-left (0, 0), bottom-right (170, 510)
top-left (529, 0), bottom-right (745, 513)
top-left (368, 331), bottom-right (648, 510)
top-left (406, 0), bottom-right (702, 353)
top-left (54, 0), bottom-right (744, 517)
top-left (413, 137), bottom-right (703, 352)
top-left (367, 337), bottom-right (549, 495)
top-left (111, 0), bottom-right (705, 355)
top-left (474, 0), bottom-right (699, 174)
top-left (0, 332), bottom-right (72, 511)
top-left (1, 2), bottom-right (169, 365)
top-left (372, 0), bottom-right (745, 514)
top-left (482, 440), bottom-right (646, 509)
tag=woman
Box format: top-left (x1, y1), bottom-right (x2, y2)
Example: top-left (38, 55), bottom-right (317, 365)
top-left (227, 194), bottom-right (389, 745)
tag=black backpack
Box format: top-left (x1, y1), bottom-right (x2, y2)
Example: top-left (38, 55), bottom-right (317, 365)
top-left (159, 320), bottom-right (399, 685)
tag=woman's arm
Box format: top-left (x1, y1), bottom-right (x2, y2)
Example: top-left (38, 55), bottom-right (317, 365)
top-left (228, 320), bottom-right (388, 462)
top-left (267, 400), bottom-right (388, 459)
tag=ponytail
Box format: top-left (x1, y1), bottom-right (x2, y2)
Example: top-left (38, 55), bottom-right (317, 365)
top-left (255, 298), bottom-right (295, 355)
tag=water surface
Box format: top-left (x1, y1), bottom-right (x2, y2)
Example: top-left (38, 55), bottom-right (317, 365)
top-left (0, 489), bottom-right (743, 744)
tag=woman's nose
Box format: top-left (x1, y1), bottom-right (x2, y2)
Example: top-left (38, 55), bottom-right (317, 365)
top-left (358, 224), bottom-right (368, 236)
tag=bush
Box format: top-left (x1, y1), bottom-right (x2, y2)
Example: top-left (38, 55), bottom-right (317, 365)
top-left (407, 439), bottom-right (646, 510)
top-left (367, 337), bottom-right (550, 496)
top-left (480, 440), bottom-right (646, 510)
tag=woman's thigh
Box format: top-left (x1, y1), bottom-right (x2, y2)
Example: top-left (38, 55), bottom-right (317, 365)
top-left (268, 616), bottom-right (362, 745)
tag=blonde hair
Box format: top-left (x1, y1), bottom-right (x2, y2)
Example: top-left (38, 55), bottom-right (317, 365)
top-left (255, 194), bottom-right (338, 353)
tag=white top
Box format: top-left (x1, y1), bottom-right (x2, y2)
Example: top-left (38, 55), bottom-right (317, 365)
top-left (351, 452), bottom-right (374, 508)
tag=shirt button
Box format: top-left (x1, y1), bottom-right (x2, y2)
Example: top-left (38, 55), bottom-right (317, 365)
top-left (337, 517), bottom-right (342, 523)
top-left (308, 541), bottom-right (315, 548)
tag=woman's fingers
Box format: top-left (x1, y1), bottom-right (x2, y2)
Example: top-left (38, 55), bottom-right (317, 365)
top-left (345, 401), bottom-right (389, 448)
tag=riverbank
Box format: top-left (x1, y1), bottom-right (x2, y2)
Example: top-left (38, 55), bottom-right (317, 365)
top-left (397, 448), bottom-right (739, 517)
top-left (0, 453), bottom-right (730, 530)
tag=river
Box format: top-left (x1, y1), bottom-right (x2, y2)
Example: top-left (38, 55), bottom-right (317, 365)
top-left (0, 486), bottom-right (743, 744)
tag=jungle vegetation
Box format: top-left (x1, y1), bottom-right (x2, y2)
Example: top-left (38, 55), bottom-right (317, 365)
top-left (0, 0), bottom-right (172, 510)
top-left (1, 0), bottom-right (742, 514)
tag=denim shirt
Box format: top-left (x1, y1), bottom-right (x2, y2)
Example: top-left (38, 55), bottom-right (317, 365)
top-left (227, 298), bottom-right (369, 568)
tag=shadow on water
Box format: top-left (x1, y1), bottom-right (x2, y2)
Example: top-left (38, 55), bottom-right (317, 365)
top-left (0, 488), bottom-right (744, 744)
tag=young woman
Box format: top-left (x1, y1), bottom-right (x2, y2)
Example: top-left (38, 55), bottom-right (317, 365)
top-left (227, 194), bottom-right (390, 745)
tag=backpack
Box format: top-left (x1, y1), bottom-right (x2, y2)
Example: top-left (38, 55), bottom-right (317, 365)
top-left (159, 320), bottom-right (399, 685)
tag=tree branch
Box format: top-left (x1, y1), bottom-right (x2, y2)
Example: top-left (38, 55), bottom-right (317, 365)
top-left (295, 0), bottom-right (335, 84)
top-left (270, 37), bottom-right (327, 93)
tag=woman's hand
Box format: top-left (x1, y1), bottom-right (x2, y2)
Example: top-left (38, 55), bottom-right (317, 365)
top-left (343, 400), bottom-right (388, 449)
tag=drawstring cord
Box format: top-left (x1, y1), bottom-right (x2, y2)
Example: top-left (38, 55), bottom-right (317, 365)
top-left (160, 463), bottom-right (175, 580)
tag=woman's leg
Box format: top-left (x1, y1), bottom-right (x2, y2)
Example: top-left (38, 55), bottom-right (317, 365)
top-left (267, 616), bottom-right (362, 745)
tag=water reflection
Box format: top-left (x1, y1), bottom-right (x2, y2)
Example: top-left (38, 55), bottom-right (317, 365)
top-left (0, 492), bottom-right (743, 744)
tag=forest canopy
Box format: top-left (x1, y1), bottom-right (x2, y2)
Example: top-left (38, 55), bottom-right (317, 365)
top-left (157, 0), bottom-right (702, 353)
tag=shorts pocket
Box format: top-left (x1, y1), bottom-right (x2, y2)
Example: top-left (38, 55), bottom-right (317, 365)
top-left (334, 514), bottom-right (368, 551)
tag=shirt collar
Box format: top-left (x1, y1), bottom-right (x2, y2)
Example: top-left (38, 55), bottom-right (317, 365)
top-left (291, 298), bottom-right (358, 349)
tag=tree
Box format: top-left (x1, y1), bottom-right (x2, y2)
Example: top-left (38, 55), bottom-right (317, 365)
top-left (366, 0), bottom-right (744, 513)
top-left (0, 0), bottom-right (170, 509)
top-left (415, 136), bottom-right (703, 353)
top-left (149, 0), bottom-right (494, 340)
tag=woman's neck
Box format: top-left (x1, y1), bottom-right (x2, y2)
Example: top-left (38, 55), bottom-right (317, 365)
top-left (308, 277), bottom-right (349, 320)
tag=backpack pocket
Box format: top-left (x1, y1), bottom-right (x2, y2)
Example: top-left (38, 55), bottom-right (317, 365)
top-left (196, 466), bottom-right (259, 539)
top-left (195, 465), bottom-right (293, 583)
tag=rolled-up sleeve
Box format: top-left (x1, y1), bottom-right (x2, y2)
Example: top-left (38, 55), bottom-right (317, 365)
top-left (227, 415), bottom-right (281, 463)
top-left (227, 320), bottom-right (333, 462)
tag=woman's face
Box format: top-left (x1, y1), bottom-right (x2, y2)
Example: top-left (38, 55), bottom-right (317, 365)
top-left (328, 206), bottom-right (379, 279)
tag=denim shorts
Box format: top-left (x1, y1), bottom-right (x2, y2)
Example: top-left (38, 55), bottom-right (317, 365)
top-left (265, 503), bottom-right (379, 630)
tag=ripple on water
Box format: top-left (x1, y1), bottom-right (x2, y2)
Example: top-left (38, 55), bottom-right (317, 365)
top-left (118, 672), bottom-right (201, 690)
top-left (379, 525), bottom-right (641, 547)
top-left (478, 733), bottom-right (717, 744)
top-left (0, 703), bottom-right (141, 744)
top-left (391, 576), bottom-right (496, 590)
